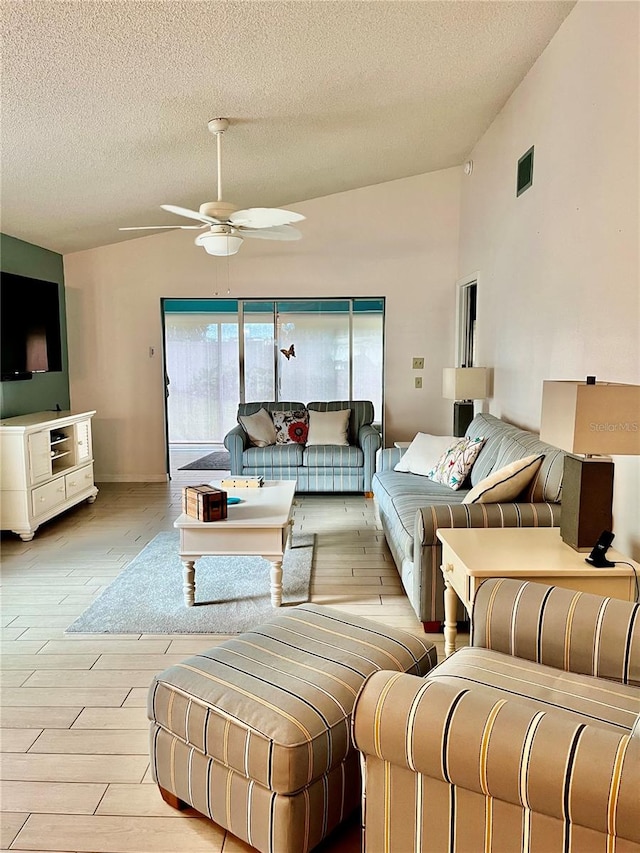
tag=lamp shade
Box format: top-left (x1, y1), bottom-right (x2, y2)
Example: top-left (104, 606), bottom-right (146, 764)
top-left (540, 380), bottom-right (640, 456)
top-left (442, 367), bottom-right (489, 401)
top-left (195, 231), bottom-right (243, 256)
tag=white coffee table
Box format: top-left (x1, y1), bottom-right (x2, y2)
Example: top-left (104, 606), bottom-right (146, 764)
top-left (173, 480), bottom-right (296, 608)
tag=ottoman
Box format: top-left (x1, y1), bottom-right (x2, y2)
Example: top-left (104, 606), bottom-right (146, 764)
top-left (148, 603), bottom-right (437, 853)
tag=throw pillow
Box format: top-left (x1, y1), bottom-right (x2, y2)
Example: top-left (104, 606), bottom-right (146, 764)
top-left (238, 408), bottom-right (277, 447)
top-left (306, 409), bottom-right (351, 446)
top-left (394, 433), bottom-right (458, 476)
top-left (462, 453), bottom-right (544, 504)
top-left (426, 436), bottom-right (486, 490)
top-left (272, 409), bottom-right (309, 445)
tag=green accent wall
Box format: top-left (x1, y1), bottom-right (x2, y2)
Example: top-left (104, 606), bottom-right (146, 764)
top-left (0, 233), bottom-right (70, 419)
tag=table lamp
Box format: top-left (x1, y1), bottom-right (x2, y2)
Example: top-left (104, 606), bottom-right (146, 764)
top-left (540, 378), bottom-right (640, 550)
top-left (442, 367), bottom-right (489, 437)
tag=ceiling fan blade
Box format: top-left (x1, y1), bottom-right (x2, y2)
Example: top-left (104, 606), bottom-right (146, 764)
top-left (240, 225), bottom-right (303, 241)
top-left (119, 225), bottom-right (205, 231)
top-left (161, 204), bottom-right (221, 225)
top-left (230, 208), bottom-right (305, 229)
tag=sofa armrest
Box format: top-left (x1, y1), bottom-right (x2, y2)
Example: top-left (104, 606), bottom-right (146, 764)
top-left (472, 578), bottom-right (640, 685)
top-left (223, 424), bottom-right (247, 474)
top-left (376, 447), bottom-right (402, 472)
top-left (352, 670), bottom-right (640, 844)
top-left (416, 501), bottom-right (561, 547)
top-left (358, 424), bottom-right (381, 452)
top-left (357, 424), bottom-right (382, 492)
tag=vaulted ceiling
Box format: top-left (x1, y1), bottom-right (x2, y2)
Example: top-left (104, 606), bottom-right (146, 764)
top-left (2, 0), bottom-right (575, 254)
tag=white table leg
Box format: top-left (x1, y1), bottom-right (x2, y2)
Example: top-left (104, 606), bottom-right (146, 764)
top-left (269, 559), bottom-right (283, 607)
top-left (182, 559), bottom-right (196, 607)
top-left (443, 577), bottom-right (458, 657)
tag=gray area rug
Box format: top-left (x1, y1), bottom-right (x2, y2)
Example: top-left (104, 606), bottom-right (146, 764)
top-left (179, 450), bottom-right (231, 471)
top-left (66, 531), bottom-right (314, 634)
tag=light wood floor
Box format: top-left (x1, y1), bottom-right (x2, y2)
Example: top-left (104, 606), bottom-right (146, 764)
top-left (1, 463), bottom-right (461, 852)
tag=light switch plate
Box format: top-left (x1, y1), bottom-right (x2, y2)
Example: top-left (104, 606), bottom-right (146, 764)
top-left (415, 377), bottom-right (423, 389)
top-left (412, 357), bottom-right (424, 369)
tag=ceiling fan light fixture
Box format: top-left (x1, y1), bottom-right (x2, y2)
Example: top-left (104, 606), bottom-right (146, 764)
top-left (195, 230), bottom-right (243, 256)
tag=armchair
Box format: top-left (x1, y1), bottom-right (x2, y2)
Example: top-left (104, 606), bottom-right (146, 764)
top-left (353, 578), bottom-right (640, 852)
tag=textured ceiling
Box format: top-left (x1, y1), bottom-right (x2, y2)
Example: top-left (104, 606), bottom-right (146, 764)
top-left (1, 0), bottom-right (575, 255)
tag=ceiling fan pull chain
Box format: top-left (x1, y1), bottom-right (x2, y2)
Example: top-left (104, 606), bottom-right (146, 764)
top-left (216, 128), bottom-right (222, 202)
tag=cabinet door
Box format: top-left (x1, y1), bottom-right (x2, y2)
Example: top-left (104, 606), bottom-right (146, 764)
top-left (28, 431), bottom-right (52, 485)
top-left (75, 420), bottom-right (92, 464)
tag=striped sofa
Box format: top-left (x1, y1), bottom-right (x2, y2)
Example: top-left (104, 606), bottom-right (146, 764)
top-left (372, 413), bottom-right (565, 627)
top-left (148, 603), bottom-right (437, 853)
top-left (353, 578), bottom-right (640, 853)
top-left (224, 401), bottom-right (381, 495)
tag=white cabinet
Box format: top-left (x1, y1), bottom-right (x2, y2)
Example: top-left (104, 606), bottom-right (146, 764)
top-left (0, 410), bottom-right (98, 541)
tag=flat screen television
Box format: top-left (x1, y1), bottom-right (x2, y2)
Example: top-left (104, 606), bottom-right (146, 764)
top-left (1, 272), bottom-right (63, 381)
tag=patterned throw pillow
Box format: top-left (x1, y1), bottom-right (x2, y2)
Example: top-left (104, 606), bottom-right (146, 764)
top-left (272, 410), bottom-right (309, 445)
top-left (426, 436), bottom-right (486, 490)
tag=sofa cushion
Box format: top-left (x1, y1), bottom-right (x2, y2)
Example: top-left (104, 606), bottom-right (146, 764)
top-left (272, 409), bottom-right (309, 445)
top-left (496, 435), bottom-right (564, 503)
top-left (372, 471), bottom-right (468, 561)
top-left (303, 445), bottom-right (363, 468)
top-left (238, 401), bottom-right (305, 417)
top-left (238, 407), bottom-right (277, 447)
top-left (394, 433), bottom-right (457, 476)
top-left (244, 443), bottom-right (304, 467)
top-left (306, 408), bottom-right (350, 446)
top-left (462, 453), bottom-right (543, 504)
top-left (466, 414), bottom-right (565, 502)
top-left (465, 415), bottom-right (522, 485)
top-left (426, 436), bottom-right (485, 490)
top-left (427, 647), bottom-right (640, 735)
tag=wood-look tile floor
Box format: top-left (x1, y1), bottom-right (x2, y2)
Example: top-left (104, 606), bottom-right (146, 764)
top-left (1, 462), bottom-right (464, 852)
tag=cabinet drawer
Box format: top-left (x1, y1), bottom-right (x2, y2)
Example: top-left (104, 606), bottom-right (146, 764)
top-left (65, 464), bottom-right (94, 499)
top-left (32, 478), bottom-right (66, 517)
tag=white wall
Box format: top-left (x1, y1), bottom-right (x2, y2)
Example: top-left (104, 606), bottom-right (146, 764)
top-left (64, 167), bottom-right (461, 481)
top-left (458, 0), bottom-right (639, 556)
top-left (64, 0), bottom-right (639, 556)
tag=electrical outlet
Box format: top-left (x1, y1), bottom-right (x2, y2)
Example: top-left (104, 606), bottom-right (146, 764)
top-left (415, 377), bottom-right (423, 389)
top-left (412, 357), bottom-right (424, 369)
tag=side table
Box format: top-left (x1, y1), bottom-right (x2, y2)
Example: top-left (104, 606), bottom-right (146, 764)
top-left (436, 527), bottom-right (638, 656)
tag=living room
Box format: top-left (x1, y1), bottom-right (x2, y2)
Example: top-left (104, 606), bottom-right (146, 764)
top-left (1, 1), bottom-right (639, 851)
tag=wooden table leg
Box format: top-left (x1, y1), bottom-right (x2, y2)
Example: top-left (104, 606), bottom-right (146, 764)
top-left (269, 559), bottom-right (283, 607)
top-left (443, 577), bottom-right (458, 657)
top-left (182, 559), bottom-right (195, 607)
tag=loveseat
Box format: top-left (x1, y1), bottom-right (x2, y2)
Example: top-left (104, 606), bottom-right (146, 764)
top-left (352, 578), bottom-right (640, 852)
top-left (224, 400), bottom-right (381, 495)
top-left (372, 413), bottom-right (565, 626)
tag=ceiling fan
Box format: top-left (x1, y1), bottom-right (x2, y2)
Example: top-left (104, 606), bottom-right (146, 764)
top-left (119, 118), bottom-right (305, 256)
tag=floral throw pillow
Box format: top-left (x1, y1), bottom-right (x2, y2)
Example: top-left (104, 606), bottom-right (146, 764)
top-left (272, 410), bottom-right (309, 445)
top-left (426, 436), bottom-right (486, 490)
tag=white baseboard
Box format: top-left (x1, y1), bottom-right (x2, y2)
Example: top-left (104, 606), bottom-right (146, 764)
top-left (96, 474), bottom-right (169, 483)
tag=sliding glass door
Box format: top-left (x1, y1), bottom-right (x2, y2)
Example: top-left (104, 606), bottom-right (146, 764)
top-left (276, 301), bottom-right (350, 401)
top-left (163, 300), bottom-right (239, 443)
top-left (243, 301), bottom-right (276, 402)
top-left (163, 297), bottom-right (384, 445)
